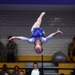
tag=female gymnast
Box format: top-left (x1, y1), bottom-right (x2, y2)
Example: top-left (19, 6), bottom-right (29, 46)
top-left (9, 12), bottom-right (63, 54)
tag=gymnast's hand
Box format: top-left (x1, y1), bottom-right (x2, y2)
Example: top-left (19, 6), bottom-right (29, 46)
top-left (56, 28), bottom-right (63, 34)
top-left (9, 36), bottom-right (16, 40)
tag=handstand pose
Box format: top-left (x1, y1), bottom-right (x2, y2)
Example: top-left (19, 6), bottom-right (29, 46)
top-left (9, 12), bottom-right (63, 54)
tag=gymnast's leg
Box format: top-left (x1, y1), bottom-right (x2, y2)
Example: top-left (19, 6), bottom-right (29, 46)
top-left (31, 12), bottom-right (45, 31)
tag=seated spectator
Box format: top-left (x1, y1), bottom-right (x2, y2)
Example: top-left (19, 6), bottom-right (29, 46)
top-left (19, 70), bottom-right (24, 75)
top-left (12, 65), bottom-right (20, 75)
top-left (60, 73), bottom-right (64, 75)
top-left (68, 37), bottom-right (75, 62)
top-left (4, 72), bottom-right (9, 75)
top-left (0, 64), bottom-right (11, 75)
top-left (26, 62), bottom-right (44, 75)
top-left (6, 36), bottom-right (18, 62)
top-left (71, 65), bottom-right (75, 75)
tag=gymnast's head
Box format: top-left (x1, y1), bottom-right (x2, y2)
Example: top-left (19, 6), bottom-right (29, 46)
top-left (34, 39), bottom-right (43, 54)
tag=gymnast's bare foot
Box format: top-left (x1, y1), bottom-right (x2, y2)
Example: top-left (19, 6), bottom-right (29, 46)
top-left (57, 28), bottom-right (63, 34)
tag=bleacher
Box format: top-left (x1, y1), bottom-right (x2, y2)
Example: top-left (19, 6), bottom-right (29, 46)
top-left (58, 63), bottom-right (75, 75)
top-left (0, 56), bottom-right (75, 75)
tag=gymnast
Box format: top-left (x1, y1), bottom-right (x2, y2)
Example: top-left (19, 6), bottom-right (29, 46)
top-left (9, 12), bottom-right (63, 54)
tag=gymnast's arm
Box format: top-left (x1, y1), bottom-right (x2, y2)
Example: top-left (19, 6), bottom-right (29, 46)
top-left (9, 36), bottom-right (34, 44)
top-left (42, 28), bottom-right (63, 43)
top-left (41, 33), bottom-right (55, 43)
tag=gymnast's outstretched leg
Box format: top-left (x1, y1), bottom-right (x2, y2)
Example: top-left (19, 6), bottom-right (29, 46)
top-left (31, 12), bottom-right (45, 31)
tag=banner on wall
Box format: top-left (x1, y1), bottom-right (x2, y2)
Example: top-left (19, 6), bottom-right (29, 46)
top-left (0, 0), bottom-right (75, 4)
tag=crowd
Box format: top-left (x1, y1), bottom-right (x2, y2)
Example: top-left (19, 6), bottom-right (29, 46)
top-left (0, 62), bottom-right (44, 75)
top-left (0, 64), bottom-right (24, 75)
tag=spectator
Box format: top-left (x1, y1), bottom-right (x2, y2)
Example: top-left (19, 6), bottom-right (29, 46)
top-left (71, 67), bottom-right (75, 75)
top-left (19, 70), bottom-right (24, 75)
top-left (60, 73), bottom-right (64, 75)
top-left (26, 62), bottom-right (44, 75)
top-left (68, 37), bottom-right (75, 62)
top-left (0, 40), bottom-right (5, 62)
top-left (0, 64), bottom-right (11, 75)
top-left (6, 36), bottom-right (18, 62)
top-left (12, 65), bottom-right (20, 75)
top-left (4, 72), bottom-right (9, 75)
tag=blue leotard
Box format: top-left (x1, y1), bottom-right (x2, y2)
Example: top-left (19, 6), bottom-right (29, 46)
top-left (31, 28), bottom-right (45, 38)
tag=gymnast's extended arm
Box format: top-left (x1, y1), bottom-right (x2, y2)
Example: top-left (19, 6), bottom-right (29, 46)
top-left (42, 28), bottom-right (63, 43)
top-left (9, 36), bottom-right (33, 43)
